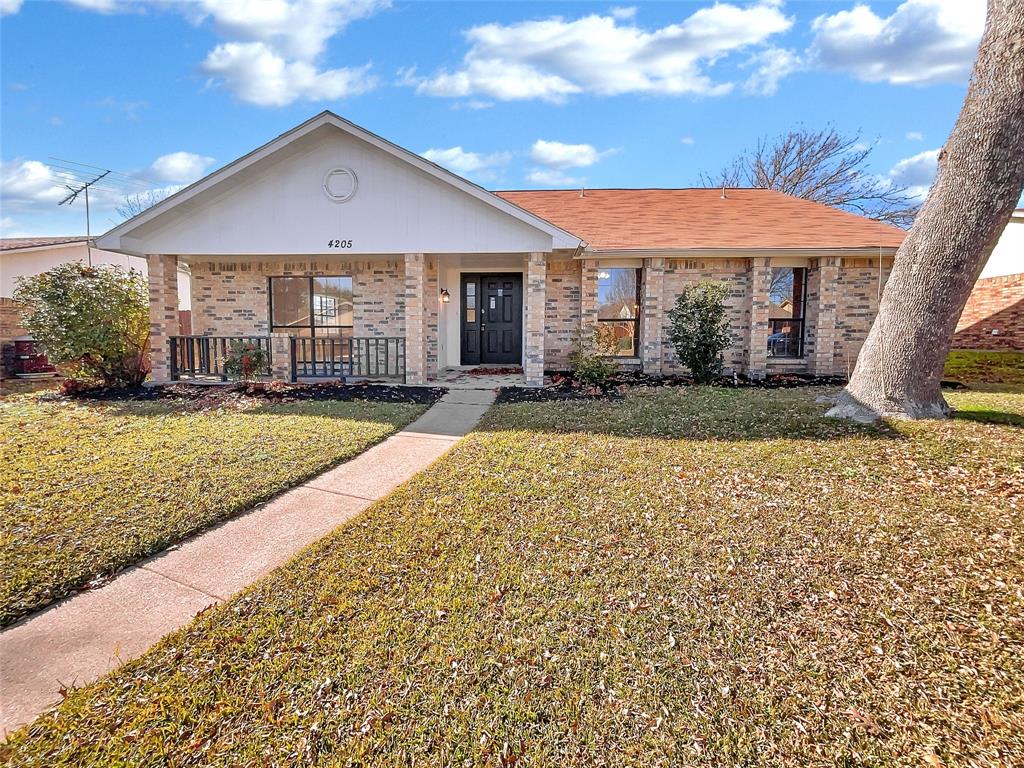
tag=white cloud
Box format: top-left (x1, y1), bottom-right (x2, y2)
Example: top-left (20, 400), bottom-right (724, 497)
top-left (97, 96), bottom-right (149, 121)
top-left (610, 7), bottom-right (636, 20)
top-left (0, 151), bottom-right (214, 228)
top-left (202, 42), bottom-right (377, 106)
top-left (0, 160), bottom-right (69, 210)
top-left (65, 0), bottom-right (130, 12)
top-left (889, 147), bottom-right (940, 199)
top-left (190, 0), bottom-right (387, 60)
top-left (530, 140), bottom-right (612, 169)
top-left (420, 146), bottom-right (511, 178)
top-left (680, 136), bottom-right (696, 145)
top-left (905, 130), bottom-right (924, 141)
top-left (406, 2), bottom-right (793, 103)
top-left (526, 168), bottom-right (582, 187)
top-left (0, 0), bottom-right (22, 17)
top-left (743, 47), bottom-right (801, 96)
top-left (148, 152), bottom-right (216, 184)
top-left (51, 0), bottom-right (389, 107)
top-left (810, 0), bottom-right (984, 85)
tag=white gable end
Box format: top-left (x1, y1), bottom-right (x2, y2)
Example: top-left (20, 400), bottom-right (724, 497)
top-left (99, 116), bottom-right (577, 257)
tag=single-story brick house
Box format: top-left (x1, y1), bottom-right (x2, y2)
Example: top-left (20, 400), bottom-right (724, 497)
top-left (96, 111), bottom-right (905, 386)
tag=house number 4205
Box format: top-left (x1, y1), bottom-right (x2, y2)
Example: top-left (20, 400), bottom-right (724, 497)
top-left (328, 239), bottom-right (352, 248)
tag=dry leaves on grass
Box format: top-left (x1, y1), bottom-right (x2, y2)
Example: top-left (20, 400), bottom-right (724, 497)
top-left (3, 387), bottom-right (1022, 767)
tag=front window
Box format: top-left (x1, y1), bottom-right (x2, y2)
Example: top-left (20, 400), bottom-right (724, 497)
top-left (767, 267), bottom-right (807, 357)
top-left (270, 276), bottom-right (353, 338)
top-left (597, 267), bottom-right (641, 357)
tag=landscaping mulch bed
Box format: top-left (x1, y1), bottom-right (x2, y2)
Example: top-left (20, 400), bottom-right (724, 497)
top-left (54, 381), bottom-right (446, 407)
top-left (496, 370), bottom-right (851, 404)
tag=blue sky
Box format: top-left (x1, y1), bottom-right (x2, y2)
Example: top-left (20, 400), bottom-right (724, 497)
top-left (1, 0), bottom-right (984, 237)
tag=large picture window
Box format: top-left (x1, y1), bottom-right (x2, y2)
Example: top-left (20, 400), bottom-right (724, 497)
top-left (270, 276), bottom-right (353, 338)
top-left (767, 267), bottom-right (807, 358)
top-left (597, 267), bottom-right (641, 357)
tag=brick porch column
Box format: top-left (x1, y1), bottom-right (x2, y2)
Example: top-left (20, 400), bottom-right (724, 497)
top-left (746, 257), bottom-right (772, 379)
top-left (525, 252), bottom-right (547, 387)
top-left (147, 254), bottom-right (179, 383)
top-left (810, 257), bottom-right (839, 376)
top-left (270, 332), bottom-right (293, 382)
top-left (641, 257), bottom-right (665, 374)
top-left (404, 253), bottom-right (426, 385)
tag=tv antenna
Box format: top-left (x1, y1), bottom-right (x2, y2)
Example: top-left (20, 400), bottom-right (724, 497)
top-left (58, 169), bottom-right (110, 267)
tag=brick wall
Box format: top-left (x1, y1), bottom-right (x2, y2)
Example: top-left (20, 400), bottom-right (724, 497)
top-left (954, 273), bottom-right (1024, 350)
top-left (833, 261), bottom-right (889, 377)
top-left (0, 298), bottom-right (27, 344)
top-left (190, 258), bottom-right (407, 339)
top-left (544, 257), bottom-right (582, 369)
top-left (0, 298), bottom-right (29, 379)
top-left (661, 259), bottom-right (751, 373)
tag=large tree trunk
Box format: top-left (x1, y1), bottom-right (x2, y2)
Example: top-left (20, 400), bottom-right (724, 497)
top-left (828, 0), bottom-right (1024, 422)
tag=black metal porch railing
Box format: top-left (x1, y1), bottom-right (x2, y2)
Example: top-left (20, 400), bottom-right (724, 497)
top-left (169, 336), bottom-right (272, 381)
top-left (290, 336), bottom-right (405, 381)
top-left (767, 319), bottom-right (804, 358)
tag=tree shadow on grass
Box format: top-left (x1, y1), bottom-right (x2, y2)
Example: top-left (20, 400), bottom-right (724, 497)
top-left (476, 386), bottom-right (905, 443)
top-left (74, 398), bottom-right (427, 428)
top-left (951, 407), bottom-right (1024, 427)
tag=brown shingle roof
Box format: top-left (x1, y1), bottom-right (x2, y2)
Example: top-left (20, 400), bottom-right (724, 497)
top-left (495, 188), bottom-right (906, 251)
top-left (0, 236), bottom-right (88, 252)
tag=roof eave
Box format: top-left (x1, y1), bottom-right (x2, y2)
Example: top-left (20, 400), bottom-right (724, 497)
top-left (580, 246), bottom-right (903, 259)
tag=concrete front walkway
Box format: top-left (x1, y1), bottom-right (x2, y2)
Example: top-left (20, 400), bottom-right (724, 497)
top-left (0, 388), bottom-right (496, 736)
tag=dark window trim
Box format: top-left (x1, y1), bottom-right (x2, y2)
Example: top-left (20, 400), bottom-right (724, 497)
top-left (767, 266), bottom-right (808, 359)
top-left (596, 267), bottom-right (642, 358)
top-left (268, 275), bottom-right (353, 336)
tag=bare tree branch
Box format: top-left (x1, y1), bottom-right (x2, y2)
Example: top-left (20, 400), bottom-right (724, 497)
top-left (700, 126), bottom-right (921, 228)
top-left (116, 189), bottom-right (171, 221)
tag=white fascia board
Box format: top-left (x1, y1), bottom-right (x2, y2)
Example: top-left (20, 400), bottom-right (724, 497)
top-left (98, 111), bottom-right (581, 253)
top-left (0, 240), bottom-right (88, 256)
top-left (581, 246), bottom-right (901, 259)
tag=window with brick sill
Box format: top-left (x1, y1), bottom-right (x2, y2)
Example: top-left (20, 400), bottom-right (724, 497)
top-left (768, 267), bottom-right (807, 358)
top-left (597, 267), bottom-right (641, 357)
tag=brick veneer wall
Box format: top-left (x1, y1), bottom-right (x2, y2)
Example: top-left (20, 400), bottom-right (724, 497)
top-left (661, 259), bottom-right (751, 373)
top-left (0, 298), bottom-right (29, 379)
top-left (954, 273), bottom-right (1024, 350)
top-left (0, 298), bottom-right (27, 343)
top-left (833, 262), bottom-right (889, 377)
top-left (185, 254), bottom-right (889, 380)
top-left (544, 257), bottom-right (582, 369)
top-left (424, 258), bottom-right (439, 376)
top-left (190, 259), bottom-right (407, 339)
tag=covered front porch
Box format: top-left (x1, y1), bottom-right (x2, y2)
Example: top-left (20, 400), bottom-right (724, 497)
top-left (149, 251), bottom-right (548, 387)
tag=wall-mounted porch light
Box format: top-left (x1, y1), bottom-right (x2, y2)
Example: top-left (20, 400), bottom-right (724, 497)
top-left (440, 288), bottom-right (451, 304)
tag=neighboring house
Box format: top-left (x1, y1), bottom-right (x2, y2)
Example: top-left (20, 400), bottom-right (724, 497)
top-left (0, 237), bottom-right (192, 377)
top-left (97, 111), bottom-right (905, 386)
top-left (953, 208), bottom-right (1023, 350)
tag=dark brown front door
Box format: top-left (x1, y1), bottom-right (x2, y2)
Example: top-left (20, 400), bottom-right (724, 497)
top-left (460, 273), bottom-right (522, 365)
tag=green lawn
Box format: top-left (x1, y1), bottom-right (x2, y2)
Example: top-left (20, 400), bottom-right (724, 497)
top-left (944, 348), bottom-right (1024, 391)
top-left (5, 386), bottom-right (1022, 766)
top-left (0, 395), bottom-right (426, 625)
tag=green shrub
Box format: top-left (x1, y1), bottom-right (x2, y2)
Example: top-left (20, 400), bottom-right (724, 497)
top-left (223, 340), bottom-right (270, 382)
top-left (667, 281), bottom-right (731, 383)
top-left (569, 324), bottom-right (618, 386)
top-left (14, 263), bottom-right (150, 386)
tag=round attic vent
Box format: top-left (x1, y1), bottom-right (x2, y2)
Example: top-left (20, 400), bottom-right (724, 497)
top-left (323, 167), bottom-right (358, 203)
